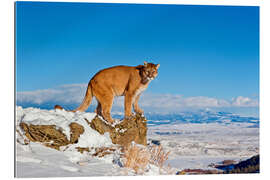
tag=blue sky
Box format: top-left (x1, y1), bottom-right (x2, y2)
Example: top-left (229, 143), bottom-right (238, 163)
top-left (16, 2), bottom-right (259, 103)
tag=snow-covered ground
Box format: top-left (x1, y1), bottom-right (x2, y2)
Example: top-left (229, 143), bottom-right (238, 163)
top-left (16, 142), bottom-right (122, 177)
top-left (148, 122), bottom-right (259, 170)
top-left (15, 106), bottom-right (166, 177)
top-left (15, 106), bottom-right (259, 177)
top-left (16, 106), bottom-right (124, 177)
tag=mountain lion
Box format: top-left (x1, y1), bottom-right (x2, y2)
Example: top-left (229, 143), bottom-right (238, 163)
top-left (55, 61), bottom-right (160, 124)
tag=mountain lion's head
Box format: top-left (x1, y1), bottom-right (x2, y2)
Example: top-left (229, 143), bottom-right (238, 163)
top-left (138, 61), bottom-right (160, 84)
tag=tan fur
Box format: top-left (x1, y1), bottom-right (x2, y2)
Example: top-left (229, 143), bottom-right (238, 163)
top-left (55, 62), bottom-right (160, 124)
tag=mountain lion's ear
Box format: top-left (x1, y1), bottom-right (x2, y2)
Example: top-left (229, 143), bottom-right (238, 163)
top-left (144, 61), bottom-right (148, 66)
top-left (156, 64), bottom-right (160, 69)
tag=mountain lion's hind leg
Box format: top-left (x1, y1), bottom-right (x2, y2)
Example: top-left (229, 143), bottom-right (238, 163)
top-left (97, 95), bottom-right (114, 124)
top-left (95, 101), bottom-right (102, 117)
top-left (92, 83), bottom-right (114, 124)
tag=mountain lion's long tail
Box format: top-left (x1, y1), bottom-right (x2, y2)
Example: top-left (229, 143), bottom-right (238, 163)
top-left (54, 82), bottom-right (93, 112)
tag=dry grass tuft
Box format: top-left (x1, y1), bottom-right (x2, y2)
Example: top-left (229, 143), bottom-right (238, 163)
top-left (149, 145), bottom-right (170, 168)
top-left (123, 143), bottom-right (150, 174)
top-left (123, 143), bottom-right (171, 174)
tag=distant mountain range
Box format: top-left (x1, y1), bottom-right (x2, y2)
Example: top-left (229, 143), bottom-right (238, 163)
top-left (112, 110), bottom-right (259, 126)
top-left (16, 103), bottom-right (259, 127)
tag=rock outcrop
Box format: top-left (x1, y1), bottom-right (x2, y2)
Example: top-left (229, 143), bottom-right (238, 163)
top-left (19, 122), bottom-right (84, 150)
top-left (19, 113), bottom-right (148, 150)
top-left (90, 114), bottom-right (147, 146)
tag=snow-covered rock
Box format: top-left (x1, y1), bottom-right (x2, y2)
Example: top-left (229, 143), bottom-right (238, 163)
top-left (16, 106), bottom-right (113, 148)
top-left (15, 106), bottom-right (165, 177)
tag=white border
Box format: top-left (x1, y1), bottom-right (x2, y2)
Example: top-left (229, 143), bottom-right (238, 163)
top-left (1, 0), bottom-right (269, 180)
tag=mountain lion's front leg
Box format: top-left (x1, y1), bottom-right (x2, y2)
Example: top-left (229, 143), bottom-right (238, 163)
top-left (124, 93), bottom-right (133, 118)
top-left (133, 94), bottom-right (144, 115)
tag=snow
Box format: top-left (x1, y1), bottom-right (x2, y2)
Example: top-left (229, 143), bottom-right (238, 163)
top-left (16, 141), bottom-right (121, 177)
top-left (148, 122), bottom-right (259, 170)
top-left (59, 165), bottom-right (79, 172)
top-left (16, 106), bottom-right (259, 177)
top-left (16, 106), bottom-right (112, 147)
top-left (16, 106), bottom-right (120, 177)
top-left (16, 156), bottom-right (42, 164)
top-left (16, 106), bottom-right (166, 177)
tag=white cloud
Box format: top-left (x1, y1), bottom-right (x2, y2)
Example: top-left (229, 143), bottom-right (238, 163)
top-left (231, 96), bottom-right (259, 107)
top-left (137, 94), bottom-right (258, 112)
top-left (16, 83), bottom-right (259, 112)
top-left (17, 84), bottom-right (88, 105)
